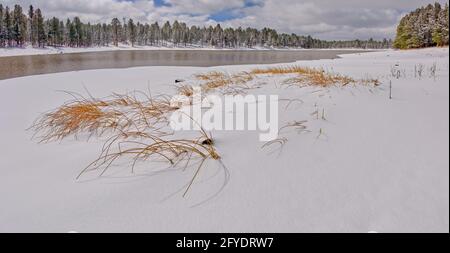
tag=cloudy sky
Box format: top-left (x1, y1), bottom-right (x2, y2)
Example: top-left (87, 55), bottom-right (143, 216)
top-left (2, 0), bottom-right (448, 40)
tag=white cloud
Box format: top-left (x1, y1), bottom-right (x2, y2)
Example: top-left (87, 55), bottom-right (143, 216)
top-left (1, 0), bottom-right (447, 40)
top-left (161, 0), bottom-right (246, 15)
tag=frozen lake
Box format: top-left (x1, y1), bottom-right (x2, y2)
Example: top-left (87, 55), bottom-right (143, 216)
top-left (0, 49), bottom-right (367, 80)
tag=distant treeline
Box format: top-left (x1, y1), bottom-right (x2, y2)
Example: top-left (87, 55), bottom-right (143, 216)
top-left (394, 2), bottom-right (449, 49)
top-left (0, 4), bottom-right (392, 50)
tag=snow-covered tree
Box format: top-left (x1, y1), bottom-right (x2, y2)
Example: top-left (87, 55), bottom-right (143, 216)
top-left (394, 2), bottom-right (449, 49)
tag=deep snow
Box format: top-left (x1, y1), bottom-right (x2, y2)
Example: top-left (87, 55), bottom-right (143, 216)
top-left (0, 48), bottom-right (448, 232)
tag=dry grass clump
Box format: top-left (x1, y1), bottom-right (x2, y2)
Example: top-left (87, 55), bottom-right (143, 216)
top-left (81, 128), bottom-right (219, 177)
top-left (79, 127), bottom-right (220, 197)
top-left (251, 66), bottom-right (312, 75)
top-left (193, 66), bottom-right (379, 92)
top-left (176, 84), bottom-right (195, 97)
top-left (31, 100), bottom-right (125, 142)
top-left (203, 77), bottom-right (233, 92)
top-left (31, 90), bottom-right (223, 197)
top-left (195, 71), bottom-right (254, 93)
top-left (251, 66), bottom-right (356, 87)
top-left (31, 91), bottom-right (179, 142)
top-left (231, 71), bottom-right (254, 84)
top-left (360, 77), bottom-right (381, 86)
top-left (251, 66), bottom-right (382, 87)
top-left (108, 93), bottom-right (177, 130)
top-left (283, 73), bottom-right (355, 87)
top-left (195, 71), bottom-right (226, 81)
top-left (195, 71), bottom-right (231, 92)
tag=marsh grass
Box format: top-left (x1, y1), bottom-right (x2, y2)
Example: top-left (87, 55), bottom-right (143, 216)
top-left (176, 84), bottom-right (195, 97)
top-left (31, 90), bottom-right (222, 197)
top-left (78, 124), bottom-right (220, 197)
top-left (195, 71), bottom-right (254, 94)
top-left (30, 91), bottom-right (179, 142)
top-left (251, 66), bottom-right (380, 87)
top-left (194, 66), bottom-right (379, 94)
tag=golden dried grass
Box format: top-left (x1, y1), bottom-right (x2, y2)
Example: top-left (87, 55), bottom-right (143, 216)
top-left (360, 78), bottom-right (381, 86)
top-left (195, 71), bottom-right (226, 81)
top-left (251, 65), bottom-right (381, 87)
top-left (176, 84), bottom-right (195, 97)
top-left (30, 91), bottom-right (178, 142)
top-left (251, 66), bottom-right (312, 75)
top-left (195, 71), bottom-right (254, 93)
top-left (31, 91), bottom-right (222, 197)
top-left (252, 66), bottom-right (356, 87)
top-left (78, 126), bottom-right (220, 197)
top-left (31, 100), bottom-right (124, 142)
top-left (195, 66), bottom-right (375, 90)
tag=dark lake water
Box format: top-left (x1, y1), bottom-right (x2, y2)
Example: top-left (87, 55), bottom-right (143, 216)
top-left (0, 49), bottom-right (367, 80)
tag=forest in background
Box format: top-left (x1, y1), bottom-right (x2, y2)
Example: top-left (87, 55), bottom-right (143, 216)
top-left (0, 4), bottom-right (392, 50)
top-left (394, 2), bottom-right (449, 49)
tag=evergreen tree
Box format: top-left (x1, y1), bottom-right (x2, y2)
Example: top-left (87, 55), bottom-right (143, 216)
top-left (28, 5), bottom-right (35, 46)
top-left (150, 22), bottom-right (160, 46)
top-left (111, 18), bottom-right (120, 46)
top-left (73, 17), bottom-right (82, 47)
top-left (127, 18), bottom-right (136, 46)
top-left (11, 5), bottom-right (26, 47)
top-left (48, 17), bottom-right (56, 46)
top-left (34, 8), bottom-right (45, 47)
top-left (0, 4), bottom-right (4, 47)
top-left (172, 20), bottom-right (181, 45)
top-left (394, 2), bottom-right (449, 49)
top-left (4, 6), bottom-right (13, 47)
top-left (161, 21), bottom-right (171, 45)
top-left (67, 19), bottom-right (77, 47)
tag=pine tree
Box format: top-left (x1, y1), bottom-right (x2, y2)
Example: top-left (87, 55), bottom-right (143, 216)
top-left (73, 17), bottom-right (82, 47)
top-left (0, 4), bottom-right (4, 47)
top-left (150, 22), bottom-right (160, 46)
top-left (394, 2), bottom-right (449, 49)
top-left (34, 8), bottom-right (45, 47)
top-left (28, 5), bottom-right (35, 46)
top-left (172, 20), bottom-right (181, 45)
top-left (10, 5), bottom-right (25, 47)
top-left (4, 6), bottom-right (13, 47)
top-left (67, 19), bottom-right (77, 47)
top-left (111, 18), bottom-right (120, 47)
top-left (102, 23), bottom-right (109, 46)
top-left (127, 18), bottom-right (136, 46)
top-left (48, 17), bottom-right (60, 46)
top-left (162, 21), bottom-right (171, 45)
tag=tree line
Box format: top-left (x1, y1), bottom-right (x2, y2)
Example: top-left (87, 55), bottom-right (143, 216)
top-left (0, 4), bottom-right (392, 50)
top-left (394, 2), bottom-right (449, 49)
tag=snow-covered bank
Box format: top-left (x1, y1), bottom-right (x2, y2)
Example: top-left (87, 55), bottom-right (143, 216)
top-left (0, 48), bottom-right (448, 232)
top-left (0, 44), bottom-right (379, 57)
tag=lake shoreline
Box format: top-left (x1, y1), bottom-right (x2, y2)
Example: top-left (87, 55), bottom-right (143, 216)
top-left (0, 44), bottom-right (382, 58)
top-left (0, 49), bottom-right (373, 81)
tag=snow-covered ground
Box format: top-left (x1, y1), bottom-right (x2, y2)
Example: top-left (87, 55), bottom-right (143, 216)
top-left (0, 44), bottom-right (376, 57)
top-left (0, 48), bottom-right (448, 232)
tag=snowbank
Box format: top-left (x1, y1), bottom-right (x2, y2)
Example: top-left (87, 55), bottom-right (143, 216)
top-left (0, 48), bottom-right (448, 232)
top-left (0, 44), bottom-right (378, 57)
